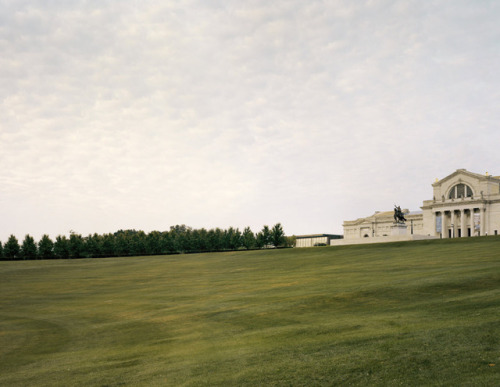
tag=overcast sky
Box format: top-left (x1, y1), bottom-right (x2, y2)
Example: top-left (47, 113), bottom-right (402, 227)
top-left (1, 0), bottom-right (500, 242)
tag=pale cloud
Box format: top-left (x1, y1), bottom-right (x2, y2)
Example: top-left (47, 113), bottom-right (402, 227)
top-left (1, 0), bottom-right (500, 241)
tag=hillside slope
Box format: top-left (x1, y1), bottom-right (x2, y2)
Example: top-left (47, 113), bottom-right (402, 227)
top-left (1, 237), bottom-right (499, 386)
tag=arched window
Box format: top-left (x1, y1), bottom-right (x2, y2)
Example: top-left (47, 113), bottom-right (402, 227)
top-left (448, 184), bottom-right (473, 199)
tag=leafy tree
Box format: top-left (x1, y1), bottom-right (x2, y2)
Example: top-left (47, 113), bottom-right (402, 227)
top-left (170, 225), bottom-right (191, 253)
top-left (0, 240), bottom-right (3, 259)
top-left (114, 230), bottom-right (131, 257)
top-left (196, 228), bottom-right (209, 252)
top-left (38, 234), bottom-right (54, 259)
top-left (69, 233), bottom-right (84, 258)
top-left (223, 228), bottom-right (233, 250)
top-left (255, 232), bottom-right (265, 249)
top-left (160, 231), bottom-right (175, 254)
top-left (270, 223), bottom-right (286, 248)
top-left (261, 225), bottom-right (272, 247)
top-left (284, 235), bottom-right (296, 248)
top-left (4, 235), bottom-right (20, 259)
top-left (146, 231), bottom-right (162, 255)
top-left (101, 233), bottom-right (115, 257)
top-left (222, 227), bottom-right (241, 250)
top-left (54, 235), bottom-right (70, 259)
top-left (242, 227), bottom-right (256, 250)
top-left (130, 231), bottom-right (147, 256)
top-left (20, 234), bottom-right (38, 259)
top-left (189, 229), bottom-right (202, 252)
top-left (207, 228), bottom-right (224, 251)
top-left (84, 233), bottom-right (101, 258)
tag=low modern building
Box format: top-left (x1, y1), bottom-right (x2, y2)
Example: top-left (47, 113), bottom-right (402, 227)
top-left (336, 169), bottom-right (500, 245)
top-left (295, 234), bottom-right (343, 248)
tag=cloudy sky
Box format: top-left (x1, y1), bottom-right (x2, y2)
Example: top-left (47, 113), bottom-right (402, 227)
top-left (1, 0), bottom-right (499, 242)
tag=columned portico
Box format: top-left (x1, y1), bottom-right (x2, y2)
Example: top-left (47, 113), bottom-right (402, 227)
top-left (432, 206), bottom-right (487, 238)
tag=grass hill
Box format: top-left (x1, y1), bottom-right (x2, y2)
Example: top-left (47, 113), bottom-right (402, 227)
top-left (1, 237), bottom-right (499, 386)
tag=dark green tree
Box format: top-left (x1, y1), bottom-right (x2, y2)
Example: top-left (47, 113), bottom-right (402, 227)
top-left (207, 228), bottom-right (224, 251)
top-left (21, 234), bottom-right (38, 259)
top-left (69, 233), bottom-right (84, 258)
top-left (4, 235), bottom-right (20, 259)
top-left (255, 232), bottom-right (265, 249)
top-left (261, 225), bottom-right (272, 247)
top-left (0, 240), bottom-right (3, 259)
top-left (234, 228), bottom-right (243, 250)
top-left (270, 223), bottom-right (286, 248)
top-left (197, 228), bottom-right (209, 252)
top-left (101, 233), bottom-right (115, 257)
top-left (38, 234), bottom-right (54, 259)
top-left (242, 227), bottom-right (256, 250)
top-left (146, 231), bottom-right (162, 255)
top-left (189, 229), bottom-right (202, 252)
top-left (130, 231), bottom-right (147, 256)
top-left (226, 227), bottom-right (242, 250)
top-left (54, 235), bottom-right (70, 259)
top-left (84, 233), bottom-right (101, 258)
top-left (160, 231), bottom-right (175, 254)
top-left (114, 230), bottom-right (131, 257)
top-left (170, 225), bottom-right (191, 253)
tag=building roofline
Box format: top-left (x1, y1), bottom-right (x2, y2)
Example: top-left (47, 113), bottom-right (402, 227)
top-left (295, 234), bottom-right (343, 239)
top-left (433, 169), bottom-right (500, 187)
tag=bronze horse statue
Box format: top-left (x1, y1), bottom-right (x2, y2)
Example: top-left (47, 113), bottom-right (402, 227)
top-left (394, 205), bottom-right (407, 223)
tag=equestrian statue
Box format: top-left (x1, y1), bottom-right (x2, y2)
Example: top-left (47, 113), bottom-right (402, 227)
top-left (394, 205), bottom-right (407, 223)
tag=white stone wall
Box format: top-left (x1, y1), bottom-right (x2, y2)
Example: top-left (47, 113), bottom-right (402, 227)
top-left (343, 212), bottom-right (423, 240)
top-left (331, 234), bottom-right (439, 246)
top-left (421, 206), bottom-right (435, 236)
top-left (487, 202), bottom-right (500, 235)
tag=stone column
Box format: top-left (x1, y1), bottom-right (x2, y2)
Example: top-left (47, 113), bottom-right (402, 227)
top-left (471, 208), bottom-right (477, 236)
top-left (468, 209), bottom-right (474, 237)
top-left (486, 207), bottom-right (489, 235)
top-left (480, 208), bottom-right (486, 236)
top-left (442, 210), bottom-right (447, 238)
top-left (450, 209), bottom-right (455, 238)
top-left (433, 212), bottom-right (438, 237)
top-left (460, 209), bottom-right (466, 237)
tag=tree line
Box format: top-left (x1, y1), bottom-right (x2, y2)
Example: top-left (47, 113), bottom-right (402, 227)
top-left (0, 224), bottom-right (294, 260)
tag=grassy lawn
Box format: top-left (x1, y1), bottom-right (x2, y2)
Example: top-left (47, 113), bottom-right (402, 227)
top-left (1, 237), bottom-right (499, 386)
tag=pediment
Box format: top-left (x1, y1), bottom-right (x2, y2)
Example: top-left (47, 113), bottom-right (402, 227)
top-left (433, 169), bottom-right (492, 187)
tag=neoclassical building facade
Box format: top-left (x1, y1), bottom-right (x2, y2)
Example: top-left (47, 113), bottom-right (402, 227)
top-left (340, 169), bottom-right (500, 244)
top-left (422, 169), bottom-right (500, 238)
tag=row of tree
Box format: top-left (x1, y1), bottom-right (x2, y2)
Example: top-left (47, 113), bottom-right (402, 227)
top-left (0, 224), bottom-right (294, 260)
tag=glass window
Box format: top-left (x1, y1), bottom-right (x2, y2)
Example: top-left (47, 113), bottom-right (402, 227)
top-left (448, 184), bottom-right (473, 199)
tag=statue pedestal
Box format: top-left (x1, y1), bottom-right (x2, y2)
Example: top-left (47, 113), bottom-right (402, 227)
top-left (391, 223), bottom-right (407, 236)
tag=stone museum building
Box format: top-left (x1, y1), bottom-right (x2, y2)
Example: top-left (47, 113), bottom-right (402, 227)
top-left (337, 169), bottom-right (500, 245)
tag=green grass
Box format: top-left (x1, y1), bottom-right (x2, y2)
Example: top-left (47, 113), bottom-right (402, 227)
top-left (1, 237), bottom-right (500, 386)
